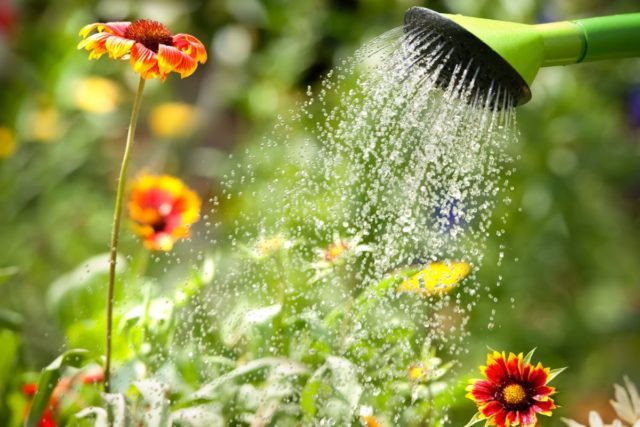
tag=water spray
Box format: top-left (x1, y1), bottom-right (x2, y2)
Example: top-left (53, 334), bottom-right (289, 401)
top-left (405, 7), bottom-right (640, 106)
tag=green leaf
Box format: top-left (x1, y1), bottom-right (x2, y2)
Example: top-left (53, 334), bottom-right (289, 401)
top-left (523, 348), bottom-right (536, 365)
top-left (74, 393), bottom-right (127, 427)
top-left (170, 405), bottom-right (224, 426)
top-left (0, 330), bottom-right (20, 388)
top-left (0, 308), bottom-right (23, 331)
top-left (220, 303), bottom-right (281, 347)
top-left (74, 407), bottom-right (109, 427)
top-left (300, 374), bottom-right (323, 417)
top-left (324, 268), bottom-right (413, 328)
top-left (463, 412), bottom-right (486, 427)
top-left (174, 256), bottom-right (215, 308)
top-left (548, 366), bottom-right (567, 382)
top-left (26, 349), bottom-right (93, 427)
top-left (103, 393), bottom-right (128, 427)
top-left (300, 356), bottom-right (362, 422)
top-left (188, 357), bottom-right (307, 402)
top-left (0, 266), bottom-right (19, 285)
top-left (133, 379), bottom-right (170, 427)
top-left (46, 254), bottom-right (127, 327)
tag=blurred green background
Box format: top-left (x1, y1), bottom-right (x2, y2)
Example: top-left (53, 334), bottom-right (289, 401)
top-left (1, 0), bottom-right (639, 425)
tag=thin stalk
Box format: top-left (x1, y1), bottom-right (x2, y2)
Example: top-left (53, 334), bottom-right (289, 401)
top-left (105, 76), bottom-right (146, 393)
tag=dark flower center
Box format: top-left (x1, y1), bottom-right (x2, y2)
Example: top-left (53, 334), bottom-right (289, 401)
top-left (124, 19), bottom-right (173, 52)
top-left (502, 383), bottom-right (527, 406)
top-left (151, 218), bottom-right (168, 233)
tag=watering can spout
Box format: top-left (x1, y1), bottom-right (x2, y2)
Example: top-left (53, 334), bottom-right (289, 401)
top-left (404, 7), bottom-right (640, 106)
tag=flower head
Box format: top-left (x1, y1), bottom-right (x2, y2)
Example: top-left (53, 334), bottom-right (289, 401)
top-left (314, 233), bottom-right (370, 267)
top-left (310, 233), bottom-right (371, 281)
top-left (128, 173), bottom-right (201, 251)
top-left (78, 19), bottom-right (207, 80)
top-left (466, 350), bottom-right (563, 427)
top-left (397, 261), bottom-right (470, 296)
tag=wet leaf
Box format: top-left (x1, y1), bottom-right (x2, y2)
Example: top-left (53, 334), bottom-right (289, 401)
top-left (26, 349), bottom-right (93, 427)
top-left (0, 308), bottom-right (22, 331)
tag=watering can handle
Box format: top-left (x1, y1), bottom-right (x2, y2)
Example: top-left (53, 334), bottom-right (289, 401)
top-left (573, 14), bottom-right (640, 62)
top-left (538, 13), bottom-right (640, 66)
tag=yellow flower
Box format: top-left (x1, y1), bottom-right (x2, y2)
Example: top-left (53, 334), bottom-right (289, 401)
top-left (149, 102), bottom-right (199, 138)
top-left (397, 261), bottom-right (470, 296)
top-left (128, 173), bottom-right (201, 251)
top-left (0, 127), bottom-right (16, 158)
top-left (408, 363), bottom-right (428, 382)
top-left (26, 106), bottom-right (61, 142)
top-left (73, 76), bottom-right (122, 113)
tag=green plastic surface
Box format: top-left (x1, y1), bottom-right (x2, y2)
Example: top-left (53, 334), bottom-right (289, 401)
top-left (446, 12), bottom-right (640, 87)
top-left (574, 14), bottom-right (640, 62)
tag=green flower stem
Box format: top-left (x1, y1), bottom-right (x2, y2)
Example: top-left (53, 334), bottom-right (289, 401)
top-left (105, 76), bottom-right (146, 393)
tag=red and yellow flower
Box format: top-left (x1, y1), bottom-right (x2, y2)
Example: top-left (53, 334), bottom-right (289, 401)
top-left (128, 173), bottom-right (201, 251)
top-left (78, 19), bottom-right (207, 80)
top-left (466, 351), bottom-right (563, 427)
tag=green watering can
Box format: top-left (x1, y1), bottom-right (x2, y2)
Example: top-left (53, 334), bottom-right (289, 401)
top-left (404, 7), bottom-right (640, 106)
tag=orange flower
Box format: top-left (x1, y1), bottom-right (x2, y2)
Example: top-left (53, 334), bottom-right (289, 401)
top-left (128, 173), bottom-right (201, 251)
top-left (466, 351), bottom-right (563, 427)
top-left (78, 19), bottom-right (207, 80)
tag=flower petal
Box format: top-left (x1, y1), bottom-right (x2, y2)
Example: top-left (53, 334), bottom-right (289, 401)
top-left (130, 43), bottom-right (160, 79)
top-left (173, 33), bottom-right (208, 63)
top-left (480, 401), bottom-right (503, 417)
top-left (177, 54), bottom-right (197, 78)
top-left (493, 409), bottom-right (507, 427)
top-left (471, 380), bottom-right (499, 403)
top-left (77, 32), bottom-right (112, 57)
top-left (104, 35), bottom-right (135, 58)
top-left (519, 409), bottom-right (537, 426)
top-left (588, 411), bottom-right (605, 427)
top-left (157, 44), bottom-right (190, 76)
top-left (79, 22), bottom-right (130, 38)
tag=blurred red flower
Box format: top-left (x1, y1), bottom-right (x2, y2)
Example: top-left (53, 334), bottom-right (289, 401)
top-left (128, 173), bottom-right (201, 251)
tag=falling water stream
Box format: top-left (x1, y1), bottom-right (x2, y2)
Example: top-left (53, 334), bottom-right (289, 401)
top-left (27, 11), bottom-right (539, 426)
top-left (175, 25), bottom-right (518, 425)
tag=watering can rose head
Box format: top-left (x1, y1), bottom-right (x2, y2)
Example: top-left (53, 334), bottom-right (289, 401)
top-left (466, 350), bottom-right (565, 427)
top-left (78, 19), bottom-right (207, 80)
